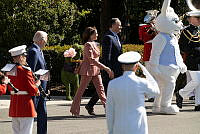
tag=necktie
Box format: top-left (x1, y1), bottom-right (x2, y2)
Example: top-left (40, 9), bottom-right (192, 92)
top-left (115, 35), bottom-right (121, 47)
top-left (40, 50), bottom-right (44, 59)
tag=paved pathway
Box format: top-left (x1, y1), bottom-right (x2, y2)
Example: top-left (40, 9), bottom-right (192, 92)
top-left (0, 95), bottom-right (200, 134)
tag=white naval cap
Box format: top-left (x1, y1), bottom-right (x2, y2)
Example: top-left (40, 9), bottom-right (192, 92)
top-left (9, 45), bottom-right (27, 57)
top-left (144, 10), bottom-right (159, 23)
top-left (186, 10), bottom-right (200, 17)
top-left (118, 51), bottom-right (141, 64)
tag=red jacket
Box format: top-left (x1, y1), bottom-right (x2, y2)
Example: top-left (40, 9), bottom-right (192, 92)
top-left (139, 24), bottom-right (157, 61)
top-left (0, 84), bottom-right (6, 95)
top-left (8, 65), bottom-right (38, 117)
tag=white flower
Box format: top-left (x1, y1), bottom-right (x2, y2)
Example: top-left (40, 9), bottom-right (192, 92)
top-left (63, 48), bottom-right (77, 58)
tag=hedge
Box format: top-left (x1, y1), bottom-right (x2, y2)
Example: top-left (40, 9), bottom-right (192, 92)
top-left (43, 44), bottom-right (144, 90)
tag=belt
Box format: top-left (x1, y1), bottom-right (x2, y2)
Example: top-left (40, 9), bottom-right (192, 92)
top-left (10, 91), bottom-right (28, 95)
top-left (71, 59), bottom-right (82, 62)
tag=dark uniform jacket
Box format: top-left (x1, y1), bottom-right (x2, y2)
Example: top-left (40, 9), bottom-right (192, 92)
top-left (179, 24), bottom-right (200, 71)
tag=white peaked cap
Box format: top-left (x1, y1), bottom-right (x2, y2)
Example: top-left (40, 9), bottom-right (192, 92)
top-left (144, 10), bottom-right (159, 23)
top-left (186, 10), bottom-right (200, 17)
top-left (145, 10), bottom-right (159, 16)
top-left (9, 45), bottom-right (27, 57)
top-left (118, 51), bottom-right (141, 64)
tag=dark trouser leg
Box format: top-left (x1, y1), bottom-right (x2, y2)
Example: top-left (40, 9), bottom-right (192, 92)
top-left (175, 73), bottom-right (186, 108)
top-left (36, 97), bottom-right (47, 134)
top-left (87, 91), bottom-right (99, 108)
top-left (175, 73), bottom-right (186, 93)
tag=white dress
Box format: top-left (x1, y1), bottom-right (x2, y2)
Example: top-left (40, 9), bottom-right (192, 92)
top-left (106, 71), bottom-right (160, 134)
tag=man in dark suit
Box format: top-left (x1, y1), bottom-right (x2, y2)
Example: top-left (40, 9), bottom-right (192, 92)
top-left (85, 18), bottom-right (123, 115)
top-left (27, 31), bottom-right (48, 134)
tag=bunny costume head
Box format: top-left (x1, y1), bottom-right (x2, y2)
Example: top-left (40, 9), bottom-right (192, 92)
top-left (155, 0), bottom-right (183, 34)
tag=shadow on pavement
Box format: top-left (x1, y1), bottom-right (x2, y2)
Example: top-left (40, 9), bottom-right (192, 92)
top-left (0, 120), bottom-right (12, 123)
top-left (47, 114), bottom-right (106, 121)
top-left (180, 109), bottom-right (195, 112)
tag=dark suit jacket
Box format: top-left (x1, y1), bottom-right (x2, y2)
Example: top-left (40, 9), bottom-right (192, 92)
top-left (102, 30), bottom-right (123, 78)
top-left (27, 44), bottom-right (47, 90)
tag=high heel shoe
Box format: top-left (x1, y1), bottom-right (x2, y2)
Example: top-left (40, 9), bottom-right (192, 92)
top-left (70, 110), bottom-right (79, 117)
top-left (71, 113), bottom-right (80, 117)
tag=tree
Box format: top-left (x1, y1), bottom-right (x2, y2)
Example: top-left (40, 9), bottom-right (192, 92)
top-left (100, 0), bottom-right (191, 43)
top-left (0, 0), bottom-right (90, 52)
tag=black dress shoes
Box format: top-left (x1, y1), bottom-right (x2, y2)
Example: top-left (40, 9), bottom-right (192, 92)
top-left (194, 105), bottom-right (200, 111)
top-left (175, 92), bottom-right (183, 109)
top-left (146, 98), bottom-right (154, 102)
top-left (85, 105), bottom-right (96, 115)
top-left (189, 96), bottom-right (195, 100)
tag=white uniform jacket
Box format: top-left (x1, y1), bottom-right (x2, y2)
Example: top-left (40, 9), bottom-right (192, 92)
top-left (106, 71), bottom-right (160, 134)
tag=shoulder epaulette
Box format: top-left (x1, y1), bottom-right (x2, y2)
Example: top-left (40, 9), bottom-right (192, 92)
top-left (182, 29), bottom-right (200, 43)
top-left (139, 24), bottom-right (148, 26)
top-left (21, 65), bottom-right (32, 71)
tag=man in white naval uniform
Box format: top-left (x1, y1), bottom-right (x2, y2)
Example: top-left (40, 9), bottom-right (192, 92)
top-left (106, 51), bottom-right (160, 134)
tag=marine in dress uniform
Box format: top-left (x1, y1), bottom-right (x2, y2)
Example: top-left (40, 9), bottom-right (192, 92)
top-left (106, 51), bottom-right (160, 134)
top-left (8, 45), bottom-right (40, 134)
top-left (176, 10), bottom-right (200, 111)
top-left (139, 10), bottom-right (159, 102)
top-left (139, 10), bottom-right (158, 64)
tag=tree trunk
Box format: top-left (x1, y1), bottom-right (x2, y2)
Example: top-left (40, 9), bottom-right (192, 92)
top-left (100, 0), bottom-right (122, 38)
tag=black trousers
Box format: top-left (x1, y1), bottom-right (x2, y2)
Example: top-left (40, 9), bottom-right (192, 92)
top-left (87, 70), bottom-right (122, 108)
top-left (174, 73), bottom-right (187, 93)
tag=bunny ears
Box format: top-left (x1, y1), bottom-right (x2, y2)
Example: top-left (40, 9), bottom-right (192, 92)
top-left (161, 0), bottom-right (171, 16)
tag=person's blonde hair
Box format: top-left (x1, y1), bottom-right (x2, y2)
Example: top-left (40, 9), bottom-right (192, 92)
top-left (33, 31), bottom-right (48, 43)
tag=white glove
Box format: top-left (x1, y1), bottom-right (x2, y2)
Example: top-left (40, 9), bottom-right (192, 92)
top-left (35, 80), bottom-right (41, 87)
top-left (3, 76), bottom-right (10, 84)
top-left (180, 64), bottom-right (187, 74)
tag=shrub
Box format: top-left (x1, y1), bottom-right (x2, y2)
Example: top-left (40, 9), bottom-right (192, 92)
top-left (43, 44), bottom-right (144, 90)
top-left (0, 0), bottom-right (90, 52)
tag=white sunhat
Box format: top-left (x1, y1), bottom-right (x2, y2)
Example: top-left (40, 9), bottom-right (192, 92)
top-left (118, 51), bottom-right (141, 64)
top-left (8, 45), bottom-right (27, 57)
top-left (186, 10), bottom-right (200, 17)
